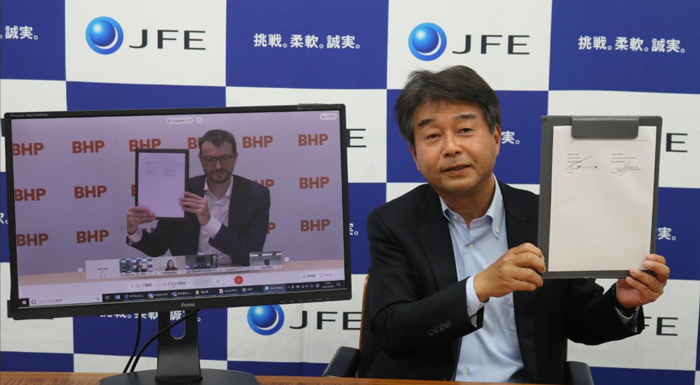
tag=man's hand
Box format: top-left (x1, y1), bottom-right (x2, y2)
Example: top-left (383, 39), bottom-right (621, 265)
top-left (180, 192), bottom-right (211, 226)
top-left (126, 206), bottom-right (156, 235)
top-left (473, 243), bottom-right (546, 302)
top-left (616, 254), bottom-right (669, 309)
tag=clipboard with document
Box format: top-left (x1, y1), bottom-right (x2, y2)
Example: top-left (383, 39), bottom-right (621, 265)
top-left (135, 149), bottom-right (190, 220)
top-left (538, 116), bottom-right (662, 279)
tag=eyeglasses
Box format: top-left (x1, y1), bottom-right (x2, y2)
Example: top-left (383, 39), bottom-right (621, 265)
top-left (201, 155), bottom-right (235, 166)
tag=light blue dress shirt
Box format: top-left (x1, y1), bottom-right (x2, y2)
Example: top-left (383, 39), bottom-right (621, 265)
top-left (440, 180), bottom-right (527, 383)
top-left (440, 178), bottom-right (636, 383)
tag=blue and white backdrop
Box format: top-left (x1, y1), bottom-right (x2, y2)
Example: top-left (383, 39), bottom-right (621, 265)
top-left (1, 1), bottom-right (698, 384)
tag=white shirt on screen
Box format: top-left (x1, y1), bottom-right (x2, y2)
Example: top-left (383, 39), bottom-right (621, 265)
top-left (198, 178), bottom-right (232, 265)
top-left (127, 177), bottom-right (234, 265)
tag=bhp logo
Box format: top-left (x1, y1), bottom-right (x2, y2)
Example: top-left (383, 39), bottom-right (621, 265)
top-left (298, 134), bottom-right (328, 146)
top-left (73, 140), bottom-right (105, 153)
top-left (301, 219), bottom-right (330, 232)
top-left (268, 222), bottom-right (276, 234)
top-left (13, 143), bottom-right (44, 156)
top-left (75, 185), bottom-right (107, 199)
top-left (15, 188), bottom-right (46, 201)
top-left (299, 177), bottom-right (329, 189)
top-left (129, 139), bottom-right (162, 152)
top-left (17, 233), bottom-right (49, 246)
top-left (255, 179), bottom-right (275, 188)
top-left (243, 136), bottom-right (273, 148)
top-left (77, 230), bottom-right (109, 243)
top-left (188, 137), bottom-right (200, 150)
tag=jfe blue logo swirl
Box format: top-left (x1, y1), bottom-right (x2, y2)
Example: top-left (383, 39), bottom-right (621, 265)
top-left (85, 17), bottom-right (124, 55)
top-left (408, 23), bottom-right (447, 61)
top-left (247, 305), bottom-right (285, 335)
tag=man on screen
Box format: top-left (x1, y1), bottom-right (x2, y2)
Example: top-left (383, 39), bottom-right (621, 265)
top-left (366, 65), bottom-right (669, 383)
top-left (126, 129), bottom-right (270, 266)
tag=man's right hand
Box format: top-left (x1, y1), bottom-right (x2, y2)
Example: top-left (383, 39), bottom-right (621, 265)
top-left (126, 206), bottom-right (156, 235)
top-left (473, 242), bottom-right (546, 302)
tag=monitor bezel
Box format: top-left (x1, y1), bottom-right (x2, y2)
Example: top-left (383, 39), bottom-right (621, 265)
top-left (4, 104), bottom-right (351, 320)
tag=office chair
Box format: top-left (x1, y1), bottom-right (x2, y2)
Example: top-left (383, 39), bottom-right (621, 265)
top-left (322, 276), bottom-right (595, 385)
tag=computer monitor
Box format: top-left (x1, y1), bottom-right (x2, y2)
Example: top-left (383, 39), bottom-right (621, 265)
top-left (4, 105), bottom-right (350, 385)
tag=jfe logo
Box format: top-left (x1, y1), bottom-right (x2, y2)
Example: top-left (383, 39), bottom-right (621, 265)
top-left (86, 17), bottom-right (124, 55)
top-left (408, 23), bottom-right (447, 61)
top-left (247, 305), bottom-right (285, 335)
top-left (85, 16), bottom-right (206, 55)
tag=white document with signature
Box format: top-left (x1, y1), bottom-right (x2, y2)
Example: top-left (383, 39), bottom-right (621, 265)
top-left (137, 151), bottom-right (187, 219)
top-left (548, 125), bottom-right (657, 273)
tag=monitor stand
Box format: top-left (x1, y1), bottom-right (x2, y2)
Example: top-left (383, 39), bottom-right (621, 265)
top-left (101, 311), bottom-right (258, 385)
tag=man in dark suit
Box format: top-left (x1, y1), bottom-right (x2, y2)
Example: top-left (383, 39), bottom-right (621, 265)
top-left (126, 129), bottom-right (270, 266)
top-left (366, 66), bottom-right (669, 383)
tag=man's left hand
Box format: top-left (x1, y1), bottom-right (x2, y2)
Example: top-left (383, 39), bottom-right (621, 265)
top-left (180, 192), bottom-right (211, 226)
top-left (616, 254), bottom-right (670, 309)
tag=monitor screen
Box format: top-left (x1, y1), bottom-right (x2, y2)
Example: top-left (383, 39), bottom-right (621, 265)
top-left (5, 105), bottom-right (350, 320)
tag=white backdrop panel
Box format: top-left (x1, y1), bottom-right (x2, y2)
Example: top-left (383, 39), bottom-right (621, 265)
top-left (0, 263), bottom-right (75, 353)
top-left (0, 79), bottom-right (68, 116)
top-left (387, 0), bottom-right (552, 90)
top-left (227, 274), bottom-right (364, 363)
top-left (65, 0), bottom-right (227, 86)
top-left (548, 91), bottom-right (700, 189)
top-left (568, 278), bottom-right (699, 371)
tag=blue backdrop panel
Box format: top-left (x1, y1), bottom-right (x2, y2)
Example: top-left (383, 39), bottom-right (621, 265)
top-left (550, 0), bottom-right (700, 94)
top-left (655, 188), bottom-right (700, 281)
top-left (1, 173), bottom-right (9, 263)
top-left (73, 309), bottom-right (228, 360)
top-left (0, 0), bottom-right (66, 80)
top-left (74, 315), bottom-right (159, 358)
top-left (590, 367), bottom-right (696, 385)
top-left (0, 352), bottom-right (73, 372)
top-left (493, 91), bottom-right (547, 184)
top-left (348, 183), bottom-right (386, 274)
top-left (226, 0), bottom-right (388, 89)
top-left (386, 89), bottom-right (421, 183)
top-left (66, 82), bottom-right (226, 111)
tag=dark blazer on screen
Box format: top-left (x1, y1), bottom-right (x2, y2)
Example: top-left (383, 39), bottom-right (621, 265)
top-left (128, 174), bottom-right (270, 266)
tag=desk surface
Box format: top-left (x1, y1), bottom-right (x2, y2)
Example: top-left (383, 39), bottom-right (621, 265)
top-left (0, 372), bottom-right (533, 385)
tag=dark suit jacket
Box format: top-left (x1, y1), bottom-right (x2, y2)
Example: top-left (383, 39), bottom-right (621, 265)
top-left (129, 174), bottom-right (270, 266)
top-left (365, 181), bottom-right (644, 384)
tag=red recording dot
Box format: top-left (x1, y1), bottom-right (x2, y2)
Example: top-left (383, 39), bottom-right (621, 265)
top-left (234, 276), bottom-right (243, 285)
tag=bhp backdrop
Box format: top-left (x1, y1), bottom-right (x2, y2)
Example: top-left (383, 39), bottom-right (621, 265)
top-left (1, 0), bottom-right (699, 384)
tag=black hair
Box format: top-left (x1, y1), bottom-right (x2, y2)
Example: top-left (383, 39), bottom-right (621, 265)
top-left (394, 65), bottom-right (501, 148)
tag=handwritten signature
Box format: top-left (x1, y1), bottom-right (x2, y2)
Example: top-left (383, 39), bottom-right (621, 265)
top-left (566, 156), bottom-right (597, 170)
top-left (614, 161), bottom-right (642, 176)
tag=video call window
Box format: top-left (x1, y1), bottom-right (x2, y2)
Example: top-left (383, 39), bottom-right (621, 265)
top-left (5, 105), bottom-right (351, 320)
